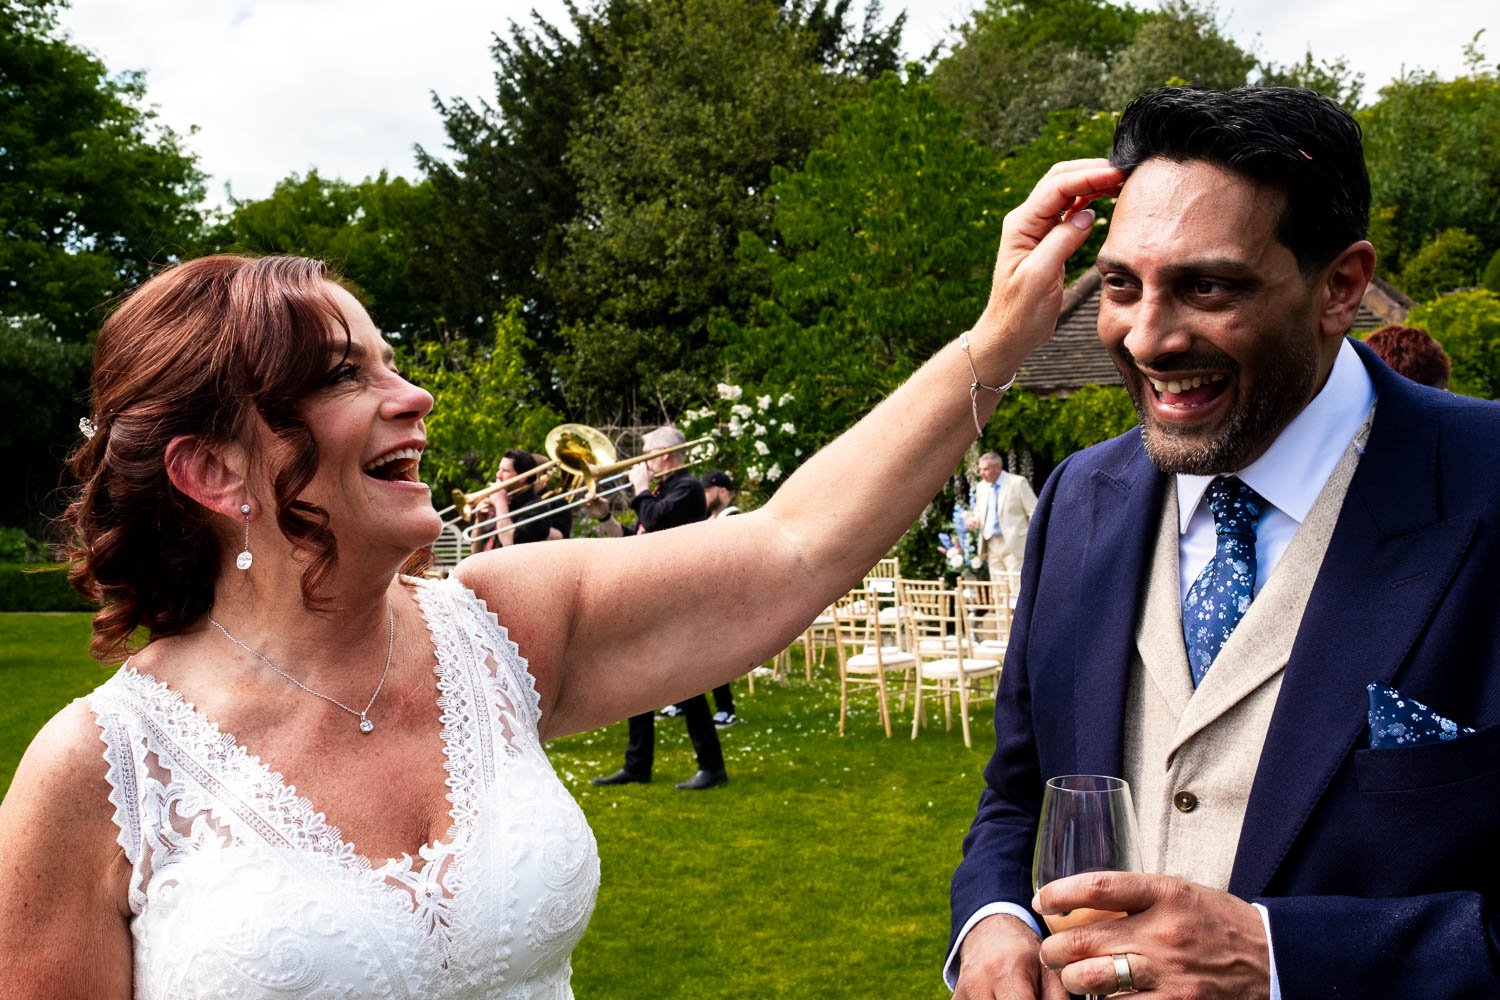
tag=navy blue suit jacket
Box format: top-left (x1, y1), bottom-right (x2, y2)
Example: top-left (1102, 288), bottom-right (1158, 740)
top-left (950, 341), bottom-right (1500, 994)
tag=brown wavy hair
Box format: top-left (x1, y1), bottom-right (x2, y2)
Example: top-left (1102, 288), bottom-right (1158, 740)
top-left (66, 254), bottom-right (361, 662)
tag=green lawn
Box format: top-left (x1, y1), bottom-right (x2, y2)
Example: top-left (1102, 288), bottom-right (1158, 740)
top-left (0, 613), bottom-right (994, 997)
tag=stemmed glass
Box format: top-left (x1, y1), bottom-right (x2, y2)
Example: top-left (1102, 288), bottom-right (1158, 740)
top-left (1032, 775), bottom-right (1142, 999)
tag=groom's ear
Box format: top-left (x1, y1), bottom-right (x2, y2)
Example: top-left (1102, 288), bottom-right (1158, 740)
top-left (165, 436), bottom-right (251, 518)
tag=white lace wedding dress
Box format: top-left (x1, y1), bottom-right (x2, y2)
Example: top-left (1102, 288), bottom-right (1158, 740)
top-left (86, 576), bottom-right (600, 999)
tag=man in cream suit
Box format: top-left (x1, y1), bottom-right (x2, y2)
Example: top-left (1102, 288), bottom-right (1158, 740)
top-left (948, 87), bottom-right (1500, 998)
top-left (966, 452), bottom-right (1036, 575)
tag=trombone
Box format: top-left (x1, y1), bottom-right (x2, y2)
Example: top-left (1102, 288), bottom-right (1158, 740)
top-left (458, 424), bottom-right (714, 548)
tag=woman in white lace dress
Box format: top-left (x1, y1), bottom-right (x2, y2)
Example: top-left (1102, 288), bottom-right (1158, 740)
top-left (0, 163), bottom-right (1119, 997)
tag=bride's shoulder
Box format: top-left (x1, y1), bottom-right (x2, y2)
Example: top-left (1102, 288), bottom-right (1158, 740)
top-left (2, 696), bottom-right (121, 841)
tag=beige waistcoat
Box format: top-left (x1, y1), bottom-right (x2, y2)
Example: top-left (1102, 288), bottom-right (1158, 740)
top-left (1122, 433), bottom-right (1366, 890)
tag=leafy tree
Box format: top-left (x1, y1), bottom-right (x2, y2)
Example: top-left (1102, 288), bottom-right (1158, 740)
top-left (1, 0), bottom-right (205, 342)
top-left (1102, 0), bottom-right (1255, 106)
top-left (550, 0), bottom-right (899, 424)
top-left (1483, 248), bottom-right (1500, 294)
top-left (415, 0), bottom-right (633, 355)
top-left (208, 170), bottom-right (439, 338)
top-left (1399, 228), bottom-right (1485, 302)
top-left (929, 0), bottom-right (1143, 151)
top-left (1256, 49), bottom-right (1364, 109)
top-left (2, 0), bottom-right (204, 529)
top-left (721, 74), bottom-right (1006, 448)
top-left (396, 305), bottom-right (562, 496)
top-left (1361, 39), bottom-right (1500, 274)
top-left (1411, 289), bottom-right (1500, 400)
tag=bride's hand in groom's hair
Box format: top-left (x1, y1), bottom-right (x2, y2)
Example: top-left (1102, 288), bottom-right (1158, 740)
top-left (967, 158), bottom-right (1123, 362)
top-left (952, 914), bottom-right (1068, 1000)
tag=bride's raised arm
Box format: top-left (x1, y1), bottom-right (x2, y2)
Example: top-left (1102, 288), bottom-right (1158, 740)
top-left (459, 159), bottom-right (1125, 739)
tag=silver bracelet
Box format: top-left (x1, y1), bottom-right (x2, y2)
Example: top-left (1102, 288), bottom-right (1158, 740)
top-left (959, 330), bottom-right (1017, 436)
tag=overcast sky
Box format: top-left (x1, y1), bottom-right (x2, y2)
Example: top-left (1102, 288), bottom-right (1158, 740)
top-left (58, 0), bottom-right (1500, 208)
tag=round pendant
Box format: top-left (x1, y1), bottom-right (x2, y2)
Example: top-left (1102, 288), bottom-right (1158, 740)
top-left (236, 551), bottom-right (253, 570)
top-left (359, 718), bottom-right (375, 734)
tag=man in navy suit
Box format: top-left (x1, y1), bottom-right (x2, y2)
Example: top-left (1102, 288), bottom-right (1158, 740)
top-left (948, 87), bottom-right (1500, 998)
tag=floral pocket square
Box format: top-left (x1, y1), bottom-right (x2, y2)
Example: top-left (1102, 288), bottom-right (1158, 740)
top-left (1367, 683), bottom-right (1476, 749)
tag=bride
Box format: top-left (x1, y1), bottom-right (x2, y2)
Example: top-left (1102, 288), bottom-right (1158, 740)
top-left (0, 161), bottom-right (1118, 997)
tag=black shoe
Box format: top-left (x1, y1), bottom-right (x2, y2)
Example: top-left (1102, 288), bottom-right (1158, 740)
top-left (591, 768), bottom-right (650, 786)
top-left (674, 769), bottom-right (728, 791)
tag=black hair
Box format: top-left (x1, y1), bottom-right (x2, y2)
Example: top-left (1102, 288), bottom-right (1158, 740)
top-left (502, 448), bottom-right (539, 476)
top-left (1110, 86), bottom-right (1369, 273)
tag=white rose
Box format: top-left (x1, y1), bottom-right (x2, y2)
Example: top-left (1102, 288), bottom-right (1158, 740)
top-left (746, 465), bottom-right (762, 481)
top-left (754, 439), bottom-right (770, 456)
top-left (777, 393), bottom-right (794, 406)
top-left (757, 395), bottom-right (771, 411)
top-left (752, 423), bottom-right (767, 436)
top-left (766, 463), bottom-right (782, 481)
top-left (716, 383), bottom-right (740, 400)
top-left (731, 403), bottom-right (753, 419)
top-left (781, 422), bottom-right (796, 435)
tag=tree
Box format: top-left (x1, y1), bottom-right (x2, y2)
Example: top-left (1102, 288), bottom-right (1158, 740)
top-left (396, 305), bottom-right (562, 495)
top-left (1399, 228), bottom-right (1485, 302)
top-left (415, 0), bottom-right (631, 356)
top-left (208, 170), bottom-right (440, 338)
top-left (1257, 49), bottom-right (1364, 109)
top-left (1, 0), bottom-right (205, 529)
top-left (720, 74), bottom-right (1007, 448)
top-left (1, 0), bottom-right (205, 342)
top-left (1411, 290), bottom-right (1500, 400)
top-left (1102, 0), bottom-right (1255, 106)
top-left (929, 0), bottom-right (1143, 152)
top-left (549, 0), bottom-right (900, 424)
top-left (1361, 37), bottom-right (1500, 275)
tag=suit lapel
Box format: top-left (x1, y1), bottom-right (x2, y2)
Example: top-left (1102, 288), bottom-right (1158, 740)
top-left (1072, 445), bottom-right (1166, 777)
top-left (1229, 352), bottom-right (1479, 897)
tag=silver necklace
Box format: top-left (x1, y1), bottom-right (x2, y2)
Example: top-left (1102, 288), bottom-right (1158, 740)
top-left (209, 602), bottom-right (394, 735)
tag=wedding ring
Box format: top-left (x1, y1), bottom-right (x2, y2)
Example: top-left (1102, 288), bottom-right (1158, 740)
top-left (1111, 953), bottom-right (1136, 994)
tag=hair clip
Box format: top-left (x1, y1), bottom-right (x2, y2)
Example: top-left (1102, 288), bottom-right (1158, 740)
top-left (79, 417), bottom-right (97, 441)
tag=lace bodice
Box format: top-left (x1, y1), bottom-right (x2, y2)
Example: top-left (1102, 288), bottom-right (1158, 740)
top-left (86, 577), bottom-right (599, 999)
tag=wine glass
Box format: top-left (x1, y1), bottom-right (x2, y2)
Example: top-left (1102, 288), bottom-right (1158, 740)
top-left (1032, 775), bottom-right (1142, 999)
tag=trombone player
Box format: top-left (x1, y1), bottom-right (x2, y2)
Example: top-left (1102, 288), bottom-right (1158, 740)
top-left (593, 425), bottom-right (730, 790)
top-left (470, 449), bottom-right (567, 552)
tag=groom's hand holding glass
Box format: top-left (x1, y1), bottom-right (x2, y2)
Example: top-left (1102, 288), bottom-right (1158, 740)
top-left (1031, 872), bottom-right (1272, 998)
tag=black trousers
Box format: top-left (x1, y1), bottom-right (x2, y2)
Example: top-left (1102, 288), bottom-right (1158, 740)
top-left (623, 693), bottom-right (724, 777)
top-left (711, 683), bottom-right (734, 716)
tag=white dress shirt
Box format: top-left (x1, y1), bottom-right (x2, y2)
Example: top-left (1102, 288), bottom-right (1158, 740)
top-left (944, 339), bottom-right (1376, 993)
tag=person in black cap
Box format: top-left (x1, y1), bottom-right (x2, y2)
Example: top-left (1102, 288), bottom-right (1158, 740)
top-left (591, 427), bottom-right (729, 790)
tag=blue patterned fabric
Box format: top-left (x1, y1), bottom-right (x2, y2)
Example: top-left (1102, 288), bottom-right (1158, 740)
top-left (1366, 683), bottom-right (1475, 748)
top-left (1182, 476), bottom-right (1267, 687)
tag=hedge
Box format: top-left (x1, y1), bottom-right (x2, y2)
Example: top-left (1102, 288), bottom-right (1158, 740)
top-left (0, 563), bottom-right (94, 612)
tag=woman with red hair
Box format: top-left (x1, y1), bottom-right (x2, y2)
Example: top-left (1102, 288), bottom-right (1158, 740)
top-left (1364, 323), bottom-right (1452, 390)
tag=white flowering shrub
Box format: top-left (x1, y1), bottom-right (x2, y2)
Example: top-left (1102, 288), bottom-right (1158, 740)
top-left (680, 382), bottom-right (806, 504)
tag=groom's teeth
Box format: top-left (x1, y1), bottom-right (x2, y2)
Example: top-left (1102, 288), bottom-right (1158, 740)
top-left (1149, 377), bottom-right (1167, 392)
top-left (1167, 380), bottom-right (1182, 394)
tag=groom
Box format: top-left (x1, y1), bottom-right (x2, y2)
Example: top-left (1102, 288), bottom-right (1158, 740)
top-left (948, 86), bottom-right (1500, 998)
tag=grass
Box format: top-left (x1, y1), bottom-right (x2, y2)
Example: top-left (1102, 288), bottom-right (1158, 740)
top-left (0, 613), bottom-right (996, 998)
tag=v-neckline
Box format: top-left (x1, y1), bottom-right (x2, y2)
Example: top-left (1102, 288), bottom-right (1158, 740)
top-left (118, 581), bottom-right (470, 878)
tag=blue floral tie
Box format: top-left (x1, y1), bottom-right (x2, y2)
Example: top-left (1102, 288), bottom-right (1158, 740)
top-left (1182, 476), bottom-right (1267, 687)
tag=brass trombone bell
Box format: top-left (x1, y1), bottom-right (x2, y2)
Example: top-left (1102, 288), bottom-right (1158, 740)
top-left (548, 424), bottom-right (713, 489)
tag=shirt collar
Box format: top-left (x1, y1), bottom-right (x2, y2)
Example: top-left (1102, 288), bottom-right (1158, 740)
top-left (1177, 338), bottom-right (1376, 533)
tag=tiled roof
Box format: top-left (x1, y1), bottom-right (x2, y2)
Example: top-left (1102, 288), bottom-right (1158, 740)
top-left (1019, 270), bottom-right (1415, 397)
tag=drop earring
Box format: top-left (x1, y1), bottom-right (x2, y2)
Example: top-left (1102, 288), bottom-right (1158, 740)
top-left (236, 503), bottom-right (253, 571)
